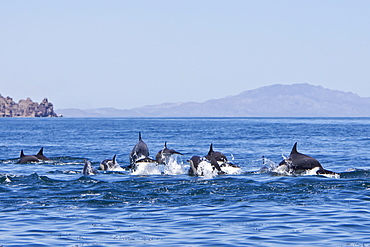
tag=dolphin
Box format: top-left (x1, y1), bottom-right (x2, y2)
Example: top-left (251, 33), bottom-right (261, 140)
top-left (187, 144), bottom-right (231, 176)
top-left (82, 159), bottom-right (99, 175)
top-left (130, 132), bottom-right (150, 164)
top-left (100, 155), bottom-right (123, 171)
top-left (17, 150), bottom-right (39, 164)
top-left (188, 155), bottom-right (201, 176)
top-left (206, 143), bottom-right (228, 164)
top-left (187, 155), bottom-right (225, 176)
top-left (278, 142), bottom-right (337, 176)
top-left (129, 132), bottom-right (156, 166)
top-left (17, 147), bottom-right (50, 164)
top-left (205, 144), bottom-right (239, 168)
top-left (155, 142), bottom-right (183, 164)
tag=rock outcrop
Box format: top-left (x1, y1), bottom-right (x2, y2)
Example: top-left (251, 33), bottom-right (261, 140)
top-left (0, 95), bottom-right (58, 117)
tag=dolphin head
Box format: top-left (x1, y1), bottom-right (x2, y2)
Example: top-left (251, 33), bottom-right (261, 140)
top-left (82, 159), bottom-right (99, 175)
top-left (188, 155), bottom-right (201, 176)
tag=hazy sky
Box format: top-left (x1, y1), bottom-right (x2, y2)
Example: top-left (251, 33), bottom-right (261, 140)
top-left (1, 1), bottom-right (370, 109)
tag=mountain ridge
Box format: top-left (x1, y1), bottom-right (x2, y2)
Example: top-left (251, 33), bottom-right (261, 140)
top-left (57, 83), bottom-right (370, 117)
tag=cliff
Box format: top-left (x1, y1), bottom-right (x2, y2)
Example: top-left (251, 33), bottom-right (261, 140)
top-left (0, 95), bottom-right (58, 117)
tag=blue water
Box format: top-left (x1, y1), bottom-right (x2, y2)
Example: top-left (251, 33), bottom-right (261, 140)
top-left (1, 118), bottom-right (370, 246)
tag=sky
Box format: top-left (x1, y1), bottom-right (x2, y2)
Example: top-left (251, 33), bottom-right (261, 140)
top-left (1, 0), bottom-right (370, 109)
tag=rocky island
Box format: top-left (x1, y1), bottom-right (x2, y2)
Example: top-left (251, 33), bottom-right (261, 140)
top-left (0, 94), bottom-right (59, 117)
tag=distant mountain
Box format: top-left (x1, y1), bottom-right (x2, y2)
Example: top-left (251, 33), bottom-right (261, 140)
top-left (57, 84), bottom-right (370, 117)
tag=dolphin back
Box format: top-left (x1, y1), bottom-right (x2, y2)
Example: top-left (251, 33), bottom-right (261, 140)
top-left (17, 150), bottom-right (40, 164)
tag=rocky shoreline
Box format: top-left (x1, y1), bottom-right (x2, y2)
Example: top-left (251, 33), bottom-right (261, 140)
top-left (0, 94), bottom-right (59, 117)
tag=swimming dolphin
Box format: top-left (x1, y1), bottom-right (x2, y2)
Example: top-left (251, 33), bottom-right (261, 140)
top-left (82, 159), bottom-right (99, 175)
top-left (187, 144), bottom-right (231, 176)
top-left (206, 143), bottom-right (228, 164)
top-left (155, 142), bottom-right (183, 164)
top-left (187, 155), bottom-right (225, 176)
top-left (188, 155), bottom-right (202, 176)
top-left (100, 155), bottom-right (123, 171)
top-left (205, 144), bottom-right (239, 168)
top-left (278, 142), bottom-right (337, 175)
top-left (17, 147), bottom-right (50, 164)
top-left (130, 132), bottom-right (150, 164)
top-left (129, 132), bottom-right (156, 166)
top-left (17, 150), bottom-right (40, 164)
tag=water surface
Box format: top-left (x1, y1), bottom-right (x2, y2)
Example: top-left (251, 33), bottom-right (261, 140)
top-left (1, 118), bottom-right (370, 246)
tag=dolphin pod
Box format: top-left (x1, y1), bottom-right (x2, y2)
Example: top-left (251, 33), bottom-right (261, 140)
top-left (15, 133), bottom-right (338, 177)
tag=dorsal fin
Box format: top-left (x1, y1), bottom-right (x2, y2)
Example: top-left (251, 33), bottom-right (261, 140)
top-left (208, 143), bottom-right (214, 155)
top-left (290, 142), bottom-right (298, 155)
top-left (139, 132), bottom-right (142, 141)
top-left (37, 147), bottom-right (44, 156)
top-left (20, 150), bottom-right (25, 158)
top-left (164, 142), bottom-right (167, 148)
top-left (112, 154), bottom-right (116, 163)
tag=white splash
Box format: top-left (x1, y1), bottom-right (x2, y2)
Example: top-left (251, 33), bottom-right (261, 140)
top-left (163, 156), bottom-right (185, 175)
top-left (230, 153), bottom-right (235, 161)
top-left (220, 164), bottom-right (242, 175)
top-left (196, 160), bottom-right (219, 178)
top-left (107, 165), bottom-right (125, 172)
top-left (302, 167), bottom-right (321, 176)
top-left (258, 157), bottom-right (279, 173)
top-left (272, 164), bottom-right (291, 175)
top-left (130, 162), bottom-right (163, 175)
top-left (130, 155), bottom-right (185, 176)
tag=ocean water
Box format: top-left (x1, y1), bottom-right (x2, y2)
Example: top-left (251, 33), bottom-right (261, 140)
top-left (1, 117), bottom-right (370, 246)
